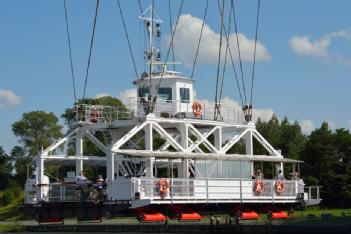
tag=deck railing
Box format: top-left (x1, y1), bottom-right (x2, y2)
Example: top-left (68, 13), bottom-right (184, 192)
top-left (26, 178), bottom-right (317, 204)
top-left (27, 182), bottom-right (103, 203)
top-left (74, 99), bottom-right (245, 125)
top-left (131, 178), bottom-right (301, 202)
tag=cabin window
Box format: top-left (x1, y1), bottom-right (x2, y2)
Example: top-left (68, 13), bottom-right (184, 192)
top-left (138, 87), bottom-right (149, 98)
top-left (195, 159), bottom-right (252, 179)
top-left (180, 88), bottom-right (190, 103)
top-left (158, 87), bottom-right (172, 102)
top-left (218, 160), bottom-right (231, 178)
top-left (195, 160), bottom-right (206, 178)
top-left (230, 160), bottom-right (251, 179)
top-left (206, 160), bottom-right (218, 178)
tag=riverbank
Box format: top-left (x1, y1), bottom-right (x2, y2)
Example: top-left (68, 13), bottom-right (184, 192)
top-left (1, 211), bottom-right (351, 233)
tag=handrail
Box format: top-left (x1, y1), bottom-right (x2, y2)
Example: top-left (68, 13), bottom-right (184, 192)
top-left (74, 98), bottom-right (245, 125)
top-left (131, 177), bottom-right (300, 202)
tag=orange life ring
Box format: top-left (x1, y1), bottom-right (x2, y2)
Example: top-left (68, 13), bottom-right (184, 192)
top-left (90, 109), bottom-right (99, 123)
top-left (192, 101), bottom-right (202, 117)
top-left (158, 178), bottom-right (169, 195)
top-left (275, 180), bottom-right (285, 193)
top-left (255, 179), bottom-right (265, 193)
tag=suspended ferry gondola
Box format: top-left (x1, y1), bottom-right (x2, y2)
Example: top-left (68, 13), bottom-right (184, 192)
top-left (23, 1), bottom-right (321, 223)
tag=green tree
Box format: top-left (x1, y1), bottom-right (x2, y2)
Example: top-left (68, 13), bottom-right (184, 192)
top-left (12, 111), bottom-right (63, 156)
top-left (300, 122), bottom-right (349, 207)
top-left (0, 146), bottom-right (13, 190)
top-left (11, 146), bottom-right (30, 185)
top-left (279, 118), bottom-right (306, 160)
top-left (0, 146), bottom-right (12, 175)
top-left (255, 115), bottom-right (281, 155)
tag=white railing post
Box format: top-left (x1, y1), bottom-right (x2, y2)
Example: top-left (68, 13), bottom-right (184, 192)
top-left (206, 179), bottom-right (209, 203)
top-left (309, 187), bottom-right (312, 199)
top-left (171, 178), bottom-right (173, 203)
top-left (240, 179), bottom-right (242, 202)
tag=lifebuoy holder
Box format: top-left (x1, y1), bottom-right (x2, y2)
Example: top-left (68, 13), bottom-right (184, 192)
top-left (158, 178), bottom-right (169, 195)
top-left (255, 179), bottom-right (264, 193)
top-left (275, 180), bottom-right (285, 193)
top-left (192, 101), bottom-right (202, 117)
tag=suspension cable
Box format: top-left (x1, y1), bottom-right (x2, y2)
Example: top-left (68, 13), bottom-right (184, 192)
top-left (249, 0), bottom-right (261, 108)
top-left (82, 0), bottom-right (99, 100)
top-left (219, 0), bottom-right (234, 102)
top-left (232, 0), bottom-right (247, 105)
top-left (63, 0), bottom-right (77, 102)
top-left (148, 0), bottom-right (155, 103)
top-left (137, 0), bottom-right (148, 73)
top-left (190, 0), bottom-right (209, 80)
top-left (214, 0), bottom-right (225, 120)
top-left (168, 0), bottom-right (176, 71)
top-left (215, 0), bottom-right (244, 107)
top-left (116, 0), bottom-right (140, 89)
top-left (152, 0), bottom-right (184, 107)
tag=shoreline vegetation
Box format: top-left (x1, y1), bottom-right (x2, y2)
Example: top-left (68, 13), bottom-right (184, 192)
top-left (0, 207), bottom-right (350, 232)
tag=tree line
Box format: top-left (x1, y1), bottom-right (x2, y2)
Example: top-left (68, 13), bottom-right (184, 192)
top-left (0, 97), bottom-right (350, 207)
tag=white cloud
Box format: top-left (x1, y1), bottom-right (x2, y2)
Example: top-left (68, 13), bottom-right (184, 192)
top-left (299, 120), bottom-right (315, 135)
top-left (170, 14), bottom-right (271, 67)
top-left (117, 88), bottom-right (137, 106)
top-left (289, 31), bottom-right (351, 65)
top-left (0, 89), bottom-right (21, 110)
top-left (95, 93), bottom-right (111, 98)
top-left (252, 108), bottom-right (274, 122)
top-left (327, 121), bottom-right (337, 130)
top-left (197, 96), bottom-right (273, 123)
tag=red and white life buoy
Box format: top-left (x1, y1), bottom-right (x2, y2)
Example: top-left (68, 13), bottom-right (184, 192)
top-left (90, 109), bottom-right (99, 123)
top-left (255, 179), bottom-right (265, 193)
top-left (158, 178), bottom-right (169, 195)
top-left (192, 101), bottom-right (202, 117)
top-left (275, 180), bottom-right (285, 193)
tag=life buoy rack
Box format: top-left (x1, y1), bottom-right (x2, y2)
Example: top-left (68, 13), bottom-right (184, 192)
top-left (158, 178), bottom-right (169, 195)
top-left (90, 108), bottom-right (99, 123)
top-left (255, 179), bottom-right (264, 193)
top-left (275, 180), bottom-right (285, 193)
top-left (192, 101), bottom-right (202, 117)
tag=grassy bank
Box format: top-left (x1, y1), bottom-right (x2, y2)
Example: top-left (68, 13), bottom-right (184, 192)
top-left (0, 192), bottom-right (24, 221)
top-left (0, 224), bottom-right (24, 233)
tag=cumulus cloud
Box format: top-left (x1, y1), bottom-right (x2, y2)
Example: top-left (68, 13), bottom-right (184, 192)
top-left (118, 88), bottom-right (137, 106)
top-left (170, 14), bottom-right (271, 67)
top-left (289, 31), bottom-right (351, 65)
top-left (198, 96), bottom-right (273, 123)
top-left (299, 120), bottom-right (315, 135)
top-left (95, 93), bottom-right (112, 98)
top-left (0, 89), bottom-right (21, 110)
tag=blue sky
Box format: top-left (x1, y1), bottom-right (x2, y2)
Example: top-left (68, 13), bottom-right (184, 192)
top-left (1, 0), bottom-right (351, 153)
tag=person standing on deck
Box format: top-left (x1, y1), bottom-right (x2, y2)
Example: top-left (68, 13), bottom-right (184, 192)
top-left (277, 169), bottom-right (285, 180)
top-left (76, 171), bottom-right (87, 184)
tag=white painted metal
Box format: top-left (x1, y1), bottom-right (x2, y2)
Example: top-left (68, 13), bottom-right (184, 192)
top-left (24, 5), bottom-right (315, 207)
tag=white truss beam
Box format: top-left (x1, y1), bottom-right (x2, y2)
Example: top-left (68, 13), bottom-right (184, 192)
top-left (188, 125), bottom-right (219, 152)
top-left (221, 129), bottom-right (249, 154)
top-left (252, 129), bottom-right (281, 156)
top-left (42, 127), bottom-right (79, 155)
top-left (159, 134), bottom-right (180, 150)
top-left (112, 121), bottom-right (148, 151)
top-left (188, 138), bottom-right (204, 153)
top-left (85, 130), bottom-right (107, 154)
top-left (188, 125), bottom-right (219, 153)
top-left (152, 122), bottom-right (185, 152)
